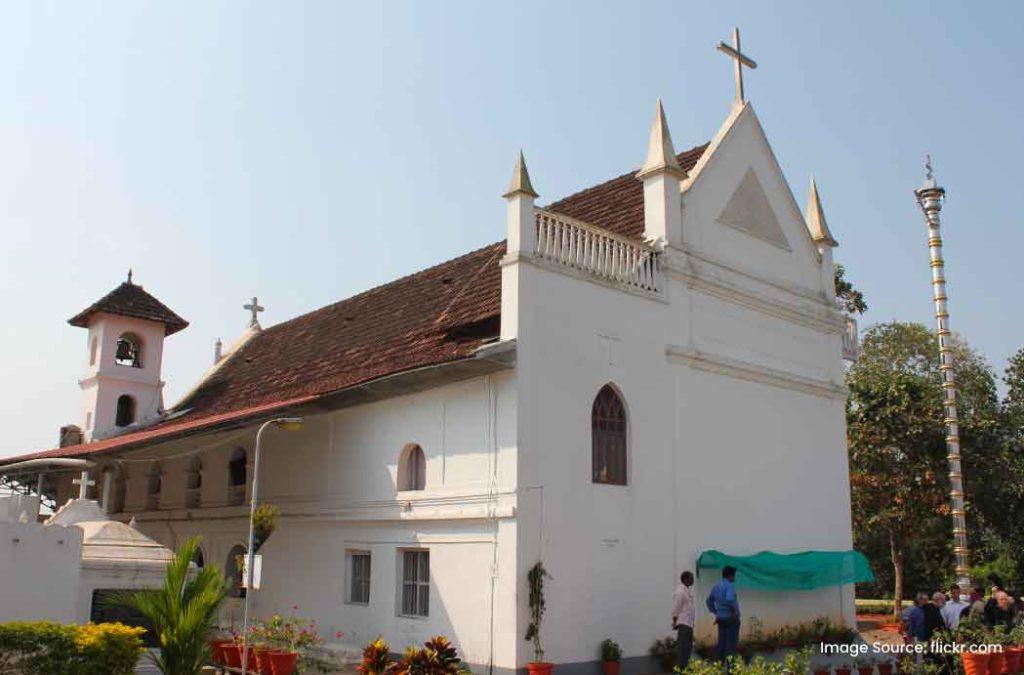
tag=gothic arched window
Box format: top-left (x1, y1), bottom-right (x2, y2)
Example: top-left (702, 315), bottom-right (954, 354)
top-left (110, 470), bottom-right (127, 514)
top-left (226, 544), bottom-right (247, 598)
top-left (146, 463), bottom-right (162, 510)
top-left (186, 457), bottom-right (202, 508)
top-left (115, 333), bottom-right (142, 368)
top-left (115, 395), bottom-right (135, 427)
top-left (592, 384), bottom-right (627, 485)
top-left (398, 444), bottom-right (426, 492)
top-left (192, 546), bottom-right (205, 569)
top-left (228, 449), bottom-right (247, 505)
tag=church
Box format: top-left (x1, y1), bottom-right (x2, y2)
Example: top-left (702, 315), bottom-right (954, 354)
top-left (0, 36), bottom-right (862, 674)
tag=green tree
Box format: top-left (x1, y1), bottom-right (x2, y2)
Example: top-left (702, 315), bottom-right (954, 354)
top-left (834, 264), bottom-right (867, 315)
top-left (112, 536), bottom-right (226, 675)
top-left (846, 322), bottom-right (1003, 615)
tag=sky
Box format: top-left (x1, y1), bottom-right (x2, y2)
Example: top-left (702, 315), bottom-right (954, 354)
top-left (1, 1), bottom-right (1022, 458)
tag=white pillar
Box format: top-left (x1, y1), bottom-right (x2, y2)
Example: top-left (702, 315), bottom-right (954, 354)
top-left (503, 150), bottom-right (538, 257)
top-left (637, 99), bottom-right (685, 247)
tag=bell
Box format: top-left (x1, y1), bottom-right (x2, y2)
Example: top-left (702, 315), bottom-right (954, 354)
top-left (115, 339), bottom-right (135, 362)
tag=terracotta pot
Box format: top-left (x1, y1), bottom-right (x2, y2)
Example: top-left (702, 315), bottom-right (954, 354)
top-left (876, 663), bottom-right (893, 675)
top-left (254, 647), bottom-right (275, 675)
top-left (528, 662), bottom-right (554, 675)
top-left (222, 643), bottom-right (243, 668)
top-left (602, 661), bottom-right (620, 675)
top-left (857, 667), bottom-right (874, 675)
top-left (813, 669), bottom-right (831, 675)
top-left (1004, 647), bottom-right (1022, 674)
top-left (836, 668), bottom-right (852, 675)
top-left (990, 651), bottom-right (1008, 675)
top-left (207, 639), bottom-right (227, 665)
top-left (962, 651), bottom-right (991, 675)
top-left (268, 650), bottom-right (300, 675)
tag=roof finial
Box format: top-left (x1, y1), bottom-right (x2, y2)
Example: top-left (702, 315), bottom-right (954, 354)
top-left (717, 27), bottom-right (757, 106)
top-left (244, 296), bottom-right (265, 329)
top-left (503, 150), bottom-right (539, 199)
top-left (127, 268), bottom-right (133, 285)
top-left (805, 176), bottom-right (838, 247)
top-left (636, 98), bottom-right (685, 179)
top-left (925, 154), bottom-right (934, 182)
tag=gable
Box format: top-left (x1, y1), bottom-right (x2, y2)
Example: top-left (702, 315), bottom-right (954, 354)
top-left (715, 168), bottom-right (790, 250)
top-left (680, 104), bottom-right (824, 294)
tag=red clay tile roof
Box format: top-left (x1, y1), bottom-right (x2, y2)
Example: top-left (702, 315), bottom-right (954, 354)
top-left (545, 144), bottom-right (708, 238)
top-left (68, 281), bottom-right (189, 336)
top-left (3, 143), bottom-right (711, 465)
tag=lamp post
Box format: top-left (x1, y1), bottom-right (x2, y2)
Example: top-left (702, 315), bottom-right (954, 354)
top-left (240, 416), bottom-right (303, 675)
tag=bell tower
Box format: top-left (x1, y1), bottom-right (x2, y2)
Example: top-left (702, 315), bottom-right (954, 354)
top-left (68, 272), bottom-right (188, 441)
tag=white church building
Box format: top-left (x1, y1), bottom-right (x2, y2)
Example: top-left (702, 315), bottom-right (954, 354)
top-left (0, 80), bottom-right (863, 672)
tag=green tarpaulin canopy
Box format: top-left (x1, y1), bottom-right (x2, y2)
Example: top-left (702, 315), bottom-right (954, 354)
top-left (697, 550), bottom-right (874, 590)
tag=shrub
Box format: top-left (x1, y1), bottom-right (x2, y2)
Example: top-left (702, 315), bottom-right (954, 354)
top-left (650, 635), bottom-right (678, 670)
top-left (600, 638), bottom-right (622, 662)
top-left (358, 636), bottom-right (393, 675)
top-left (0, 621), bottom-right (145, 675)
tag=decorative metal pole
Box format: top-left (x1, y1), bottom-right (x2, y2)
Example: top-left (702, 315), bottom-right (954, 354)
top-left (914, 157), bottom-right (970, 586)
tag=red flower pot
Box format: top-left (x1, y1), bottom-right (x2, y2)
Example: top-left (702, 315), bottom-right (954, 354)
top-left (835, 667), bottom-right (852, 675)
top-left (858, 667), bottom-right (874, 675)
top-left (813, 669), bottom-right (831, 675)
top-left (603, 661), bottom-right (620, 675)
top-left (254, 647), bottom-right (275, 674)
top-left (1004, 647), bottom-right (1022, 674)
top-left (877, 663), bottom-right (894, 675)
top-left (207, 639), bottom-right (227, 665)
top-left (528, 662), bottom-right (554, 675)
top-left (268, 650), bottom-right (300, 675)
top-left (962, 651), bottom-right (991, 675)
top-left (222, 643), bottom-right (243, 668)
top-left (990, 651), bottom-right (1008, 675)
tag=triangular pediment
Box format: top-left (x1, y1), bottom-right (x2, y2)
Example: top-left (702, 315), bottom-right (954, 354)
top-left (716, 168), bottom-right (791, 251)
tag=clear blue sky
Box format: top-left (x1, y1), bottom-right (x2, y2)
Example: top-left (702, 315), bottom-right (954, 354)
top-left (2, 1), bottom-right (1021, 458)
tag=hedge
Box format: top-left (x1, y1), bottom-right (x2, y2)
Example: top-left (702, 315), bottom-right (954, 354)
top-left (0, 621), bottom-right (145, 675)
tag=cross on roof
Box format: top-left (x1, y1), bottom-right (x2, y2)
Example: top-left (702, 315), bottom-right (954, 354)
top-left (717, 27), bottom-right (757, 105)
top-left (72, 471), bottom-right (95, 499)
top-left (244, 296), bottom-right (264, 328)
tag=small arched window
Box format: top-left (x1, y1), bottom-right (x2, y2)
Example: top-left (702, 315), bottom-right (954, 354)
top-left (592, 384), bottom-right (627, 485)
top-left (115, 333), bottom-right (143, 368)
top-left (115, 395), bottom-right (135, 427)
top-left (226, 544), bottom-right (247, 598)
top-left (228, 449), bottom-right (247, 505)
top-left (191, 546), bottom-right (205, 569)
top-left (110, 470), bottom-right (127, 514)
top-left (398, 444), bottom-right (426, 492)
top-left (146, 463), bottom-right (162, 510)
top-left (186, 457), bottom-right (202, 508)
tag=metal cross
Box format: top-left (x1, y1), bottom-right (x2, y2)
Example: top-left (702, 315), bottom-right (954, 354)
top-left (72, 471), bottom-right (95, 499)
top-left (244, 296), bottom-right (264, 328)
top-left (717, 27), bottom-right (757, 105)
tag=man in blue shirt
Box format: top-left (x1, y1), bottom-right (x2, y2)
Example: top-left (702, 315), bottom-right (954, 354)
top-left (706, 566), bottom-right (741, 664)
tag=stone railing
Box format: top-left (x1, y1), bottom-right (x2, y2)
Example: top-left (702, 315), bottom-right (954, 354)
top-left (534, 209), bottom-right (661, 293)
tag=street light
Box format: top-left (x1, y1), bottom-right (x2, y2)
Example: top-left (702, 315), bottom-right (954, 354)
top-left (240, 417), bottom-right (303, 675)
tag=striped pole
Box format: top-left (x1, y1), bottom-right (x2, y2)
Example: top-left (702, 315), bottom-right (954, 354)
top-left (915, 157), bottom-right (970, 586)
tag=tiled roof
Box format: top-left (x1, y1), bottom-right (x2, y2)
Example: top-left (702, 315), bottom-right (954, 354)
top-left (545, 144), bottom-right (708, 238)
top-left (68, 281), bottom-right (189, 336)
top-left (3, 143), bottom-right (710, 465)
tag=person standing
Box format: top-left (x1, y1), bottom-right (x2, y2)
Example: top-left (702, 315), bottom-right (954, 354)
top-left (908, 593), bottom-right (929, 643)
top-left (706, 566), bottom-right (741, 664)
top-left (984, 591), bottom-right (1016, 629)
top-left (941, 584), bottom-right (969, 630)
top-left (671, 571), bottom-right (695, 670)
top-left (924, 592), bottom-right (946, 638)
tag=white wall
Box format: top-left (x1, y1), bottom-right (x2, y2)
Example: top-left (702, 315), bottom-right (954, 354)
top-left (0, 520), bottom-right (83, 623)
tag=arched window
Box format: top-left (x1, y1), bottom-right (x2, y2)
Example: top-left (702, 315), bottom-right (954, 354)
top-left (110, 470), bottom-right (127, 514)
top-left (114, 333), bottom-right (142, 368)
top-left (191, 546), bottom-right (205, 569)
top-left (185, 457), bottom-right (202, 508)
top-left (225, 545), bottom-right (247, 598)
top-left (115, 395), bottom-right (135, 427)
top-left (228, 449), bottom-right (247, 505)
top-left (592, 384), bottom-right (627, 485)
top-left (397, 444), bottom-right (426, 492)
top-left (146, 463), bottom-right (162, 510)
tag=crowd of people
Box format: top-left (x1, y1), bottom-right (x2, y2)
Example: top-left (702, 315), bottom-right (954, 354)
top-left (903, 583), bottom-right (1024, 642)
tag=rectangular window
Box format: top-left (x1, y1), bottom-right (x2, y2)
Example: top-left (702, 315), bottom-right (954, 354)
top-left (399, 550), bottom-right (429, 617)
top-left (347, 551), bottom-right (371, 604)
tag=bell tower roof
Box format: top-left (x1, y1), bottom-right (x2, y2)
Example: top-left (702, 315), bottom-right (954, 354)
top-left (68, 273), bottom-right (188, 336)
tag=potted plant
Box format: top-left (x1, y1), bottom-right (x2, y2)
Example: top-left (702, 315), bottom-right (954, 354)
top-left (875, 660), bottom-right (894, 675)
top-left (956, 616), bottom-right (993, 675)
top-left (834, 662), bottom-right (852, 675)
top-left (258, 610), bottom-right (322, 675)
top-left (359, 636), bottom-right (394, 675)
top-left (524, 561), bottom-right (552, 675)
top-left (989, 625), bottom-right (1009, 675)
top-left (1006, 624), bottom-right (1024, 675)
top-left (648, 636), bottom-right (678, 671)
top-left (853, 656), bottom-right (874, 675)
top-left (600, 639), bottom-right (622, 675)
